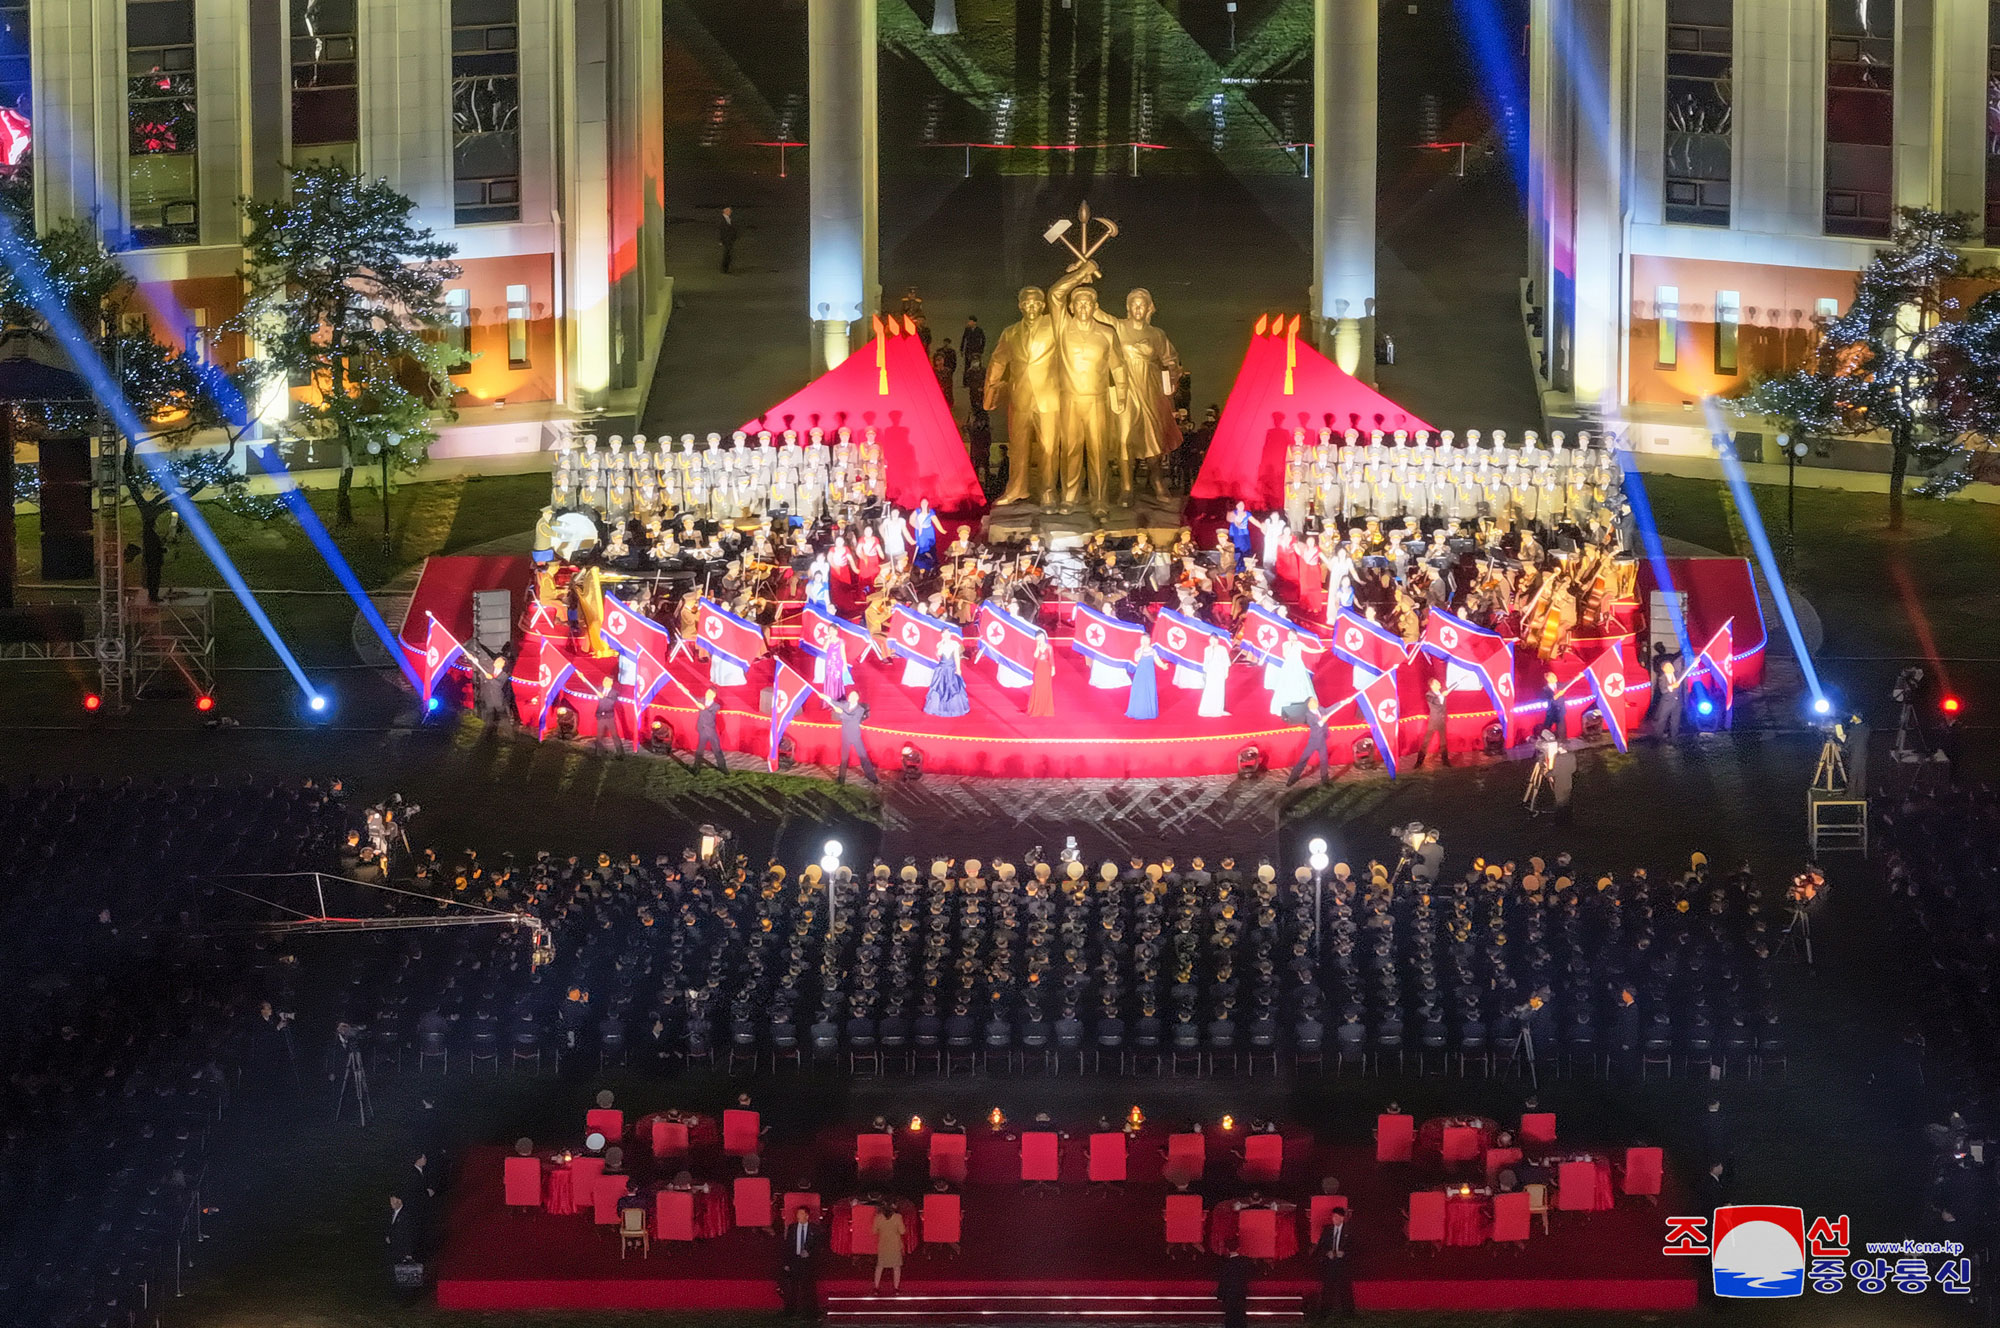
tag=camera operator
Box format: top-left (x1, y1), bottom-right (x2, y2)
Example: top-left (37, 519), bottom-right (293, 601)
top-left (1527, 729), bottom-right (1575, 821)
top-left (1893, 667), bottom-right (1927, 752)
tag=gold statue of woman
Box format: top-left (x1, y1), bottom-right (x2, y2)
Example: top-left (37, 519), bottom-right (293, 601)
top-left (1102, 288), bottom-right (1181, 503)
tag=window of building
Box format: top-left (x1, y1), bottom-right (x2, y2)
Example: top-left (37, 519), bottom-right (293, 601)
top-left (187, 307), bottom-right (207, 364)
top-left (1714, 290), bottom-right (1740, 373)
top-left (290, 0), bottom-right (359, 170)
top-left (505, 283), bottom-right (529, 367)
top-left (127, 0), bottom-right (199, 248)
top-left (443, 289), bottom-right (471, 373)
top-left (1663, 0), bottom-right (1732, 227)
top-left (0, 0), bottom-right (32, 224)
top-left (1987, 2), bottom-right (2000, 243)
top-left (452, 0), bottom-right (521, 224)
top-left (1825, 0), bottom-right (1896, 238)
top-left (1816, 296), bottom-right (1840, 319)
top-left (1657, 286), bottom-right (1680, 367)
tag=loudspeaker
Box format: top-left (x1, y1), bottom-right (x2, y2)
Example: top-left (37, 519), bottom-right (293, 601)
top-left (38, 436), bottom-right (92, 580)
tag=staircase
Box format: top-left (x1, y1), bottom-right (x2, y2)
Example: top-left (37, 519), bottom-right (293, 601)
top-left (824, 1291), bottom-right (1307, 1325)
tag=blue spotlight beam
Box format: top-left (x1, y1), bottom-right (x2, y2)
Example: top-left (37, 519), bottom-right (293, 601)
top-left (0, 214), bottom-right (322, 705)
top-left (1701, 398), bottom-right (1827, 706)
top-left (1452, 0), bottom-right (1528, 194)
top-left (1611, 446), bottom-right (1693, 659)
top-left (249, 445), bottom-right (422, 691)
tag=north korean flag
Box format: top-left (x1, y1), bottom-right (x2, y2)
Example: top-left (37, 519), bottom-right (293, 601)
top-left (1582, 637), bottom-right (1633, 752)
top-left (768, 659), bottom-right (815, 772)
top-left (1328, 606), bottom-right (1410, 679)
top-left (887, 603), bottom-right (962, 666)
top-left (1071, 603), bottom-right (1146, 672)
top-left (1419, 607), bottom-right (1518, 735)
top-left (601, 593), bottom-right (676, 707)
top-left (802, 601), bottom-right (875, 663)
top-left (1695, 619), bottom-right (1735, 716)
top-left (1151, 608), bottom-right (1228, 674)
top-left (976, 601), bottom-right (1044, 684)
top-left (1356, 667), bottom-right (1404, 778)
top-left (1238, 603), bottom-right (1328, 670)
top-left (697, 597), bottom-right (768, 672)
top-left (510, 633), bottom-right (576, 738)
top-left (414, 613), bottom-right (466, 711)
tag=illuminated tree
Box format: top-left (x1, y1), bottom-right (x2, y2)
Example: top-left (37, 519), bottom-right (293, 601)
top-left (1736, 208), bottom-right (2000, 530)
top-left (242, 164), bottom-right (460, 530)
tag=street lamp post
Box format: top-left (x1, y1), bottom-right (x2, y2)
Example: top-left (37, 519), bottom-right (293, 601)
top-left (1307, 837), bottom-right (1330, 959)
top-left (820, 840), bottom-right (842, 926)
top-left (1225, 2), bottom-right (1237, 51)
top-left (1780, 433), bottom-right (1807, 574)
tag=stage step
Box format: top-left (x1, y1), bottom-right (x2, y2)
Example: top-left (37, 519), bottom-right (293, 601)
top-left (824, 1292), bottom-right (1306, 1324)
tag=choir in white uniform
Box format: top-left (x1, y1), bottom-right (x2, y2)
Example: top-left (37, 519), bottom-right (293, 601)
top-left (550, 427), bottom-right (890, 525)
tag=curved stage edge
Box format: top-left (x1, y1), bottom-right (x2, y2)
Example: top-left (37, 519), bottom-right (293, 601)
top-left (399, 556), bottom-right (1763, 781)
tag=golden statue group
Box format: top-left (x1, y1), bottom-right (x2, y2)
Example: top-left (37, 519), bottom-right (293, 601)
top-left (984, 204), bottom-right (1182, 516)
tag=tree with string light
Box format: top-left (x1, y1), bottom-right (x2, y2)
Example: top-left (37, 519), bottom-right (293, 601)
top-left (1735, 208), bottom-right (2000, 531)
top-left (241, 164), bottom-right (460, 534)
top-left (0, 219), bottom-right (275, 600)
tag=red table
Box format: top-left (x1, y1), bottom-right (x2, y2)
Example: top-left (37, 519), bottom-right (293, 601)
top-left (828, 1198), bottom-right (920, 1256)
top-left (544, 1165), bottom-right (576, 1215)
top-left (1441, 1188), bottom-right (1493, 1246)
top-left (1416, 1116), bottom-right (1498, 1167)
top-left (1207, 1201), bottom-right (1300, 1257)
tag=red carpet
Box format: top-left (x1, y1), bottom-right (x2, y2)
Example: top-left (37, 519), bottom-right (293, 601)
top-left (402, 553), bottom-right (1756, 779)
top-left (435, 1140), bottom-right (1696, 1313)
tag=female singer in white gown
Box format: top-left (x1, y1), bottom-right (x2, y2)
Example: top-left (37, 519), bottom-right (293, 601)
top-left (1197, 636), bottom-right (1232, 718)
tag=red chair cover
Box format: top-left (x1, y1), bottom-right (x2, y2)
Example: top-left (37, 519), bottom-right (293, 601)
top-left (1520, 1112), bottom-right (1558, 1146)
top-left (781, 1191), bottom-right (823, 1223)
top-left (1242, 1134), bottom-right (1283, 1184)
top-left (656, 1190), bottom-right (696, 1241)
top-left (1166, 1132), bottom-right (1206, 1181)
top-left (503, 1156), bottom-right (542, 1208)
top-left (569, 1156), bottom-right (606, 1189)
top-left (1164, 1194), bottom-right (1206, 1246)
top-left (1622, 1146), bottom-right (1664, 1197)
top-left (723, 1108), bottom-right (760, 1157)
top-left (593, 1174), bottom-right (627, 1224)
top-left (1484, 1146), bottom-right (1524, 1184)
top-left (929, 1133), bottom-right (968, 1184)
top-left (1236, 1207), bottom-right (1280, 1259)
top-left (1441, 1126), bottom-right (1481, 1165)
top-left (1376, 1114), bottom-right (1415, 1163)
top-left (585, 1108), bottom-right (624, 1141)
top-left (652, 1119), bottom-right (690, 1160)
top-left (849, 1202), bottom-right (878, 1254)
top-left (1088, 1132), bottom-right (1128, 1182)
top-left (1491, 1190), bottom-right (1532, 1243)
top-left (922, 1192), bottom-right (962, 1245)
top-left (1021, 1131), bottom-right (1060, 1182)
top-left (1406, 1190), bottom-right (1447, 1243)
top-left (1557, 1159), bottom-right (1601, 1210)
top-left (856, 1132), bottom-right (896, 1177)
top-left (734, 1176), bottom-right (773, 1228)
top-left (1308, 1194), bottom-right (1350, 1244)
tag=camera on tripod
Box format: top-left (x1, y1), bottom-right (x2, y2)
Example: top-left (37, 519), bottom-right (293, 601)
top-left (1892, 667), bottom-right (1925, 707)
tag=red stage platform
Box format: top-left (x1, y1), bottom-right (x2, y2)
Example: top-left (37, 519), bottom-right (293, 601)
top-left (435, 1139), bottom-right (1696, 1314)
top-left (401, 555), bottom-right (1761, 780)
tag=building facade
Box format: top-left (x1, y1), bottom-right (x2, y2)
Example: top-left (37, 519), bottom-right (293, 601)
top-left (1529, 0), bottom-right (2000, 435)
top-left (13, 0), bottom-right (668, 460)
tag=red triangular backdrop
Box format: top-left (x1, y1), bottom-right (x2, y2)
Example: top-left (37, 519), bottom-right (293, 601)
top-left (743, 319), bottom-right (986, 513)
top-left (1190, 318), bottom-right (1432, 511)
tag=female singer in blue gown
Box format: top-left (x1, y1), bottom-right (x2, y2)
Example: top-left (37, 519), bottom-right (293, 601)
top-left (923, 634), bottom-right (971, 718)
top-left (1126, 641), bottom-right (1161, 720)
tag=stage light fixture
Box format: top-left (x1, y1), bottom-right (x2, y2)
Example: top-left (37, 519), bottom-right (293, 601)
top-left (82, 692), bottom-right (101, 712)
top-left (195, 695), bottom-right (215, 713)
top-left (1235, 745), bottom-right (1263, 778)
top-left (309, 694), bottom-right (328, 713)
top-left (1482, 722), bottom-right (1506, 756)
top-left (1943, 696), bottom-right (1962, 715)
top-left (1581, 708), bottom-right (1605, 740)
top-left (900, 744), bottom-right (924, 781)
top-left (1697, 699), bottom-right (1715, 718)
top-left (1352, 737), bottom-right (1379, 771)
top-left (1813, 697), bottom-right (1832, 716)
top-left (426, 696), bottom-right (441, 713)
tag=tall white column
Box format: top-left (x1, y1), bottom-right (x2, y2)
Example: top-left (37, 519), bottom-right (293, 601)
top-left (1311, 0), bottom-right (1375, 381)
top-left (808, 0), bottom-right (878, 373)
top-left (1561, 0), bottom-right (1625, 409)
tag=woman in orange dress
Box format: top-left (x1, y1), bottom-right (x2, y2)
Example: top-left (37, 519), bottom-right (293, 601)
top-left (1027, 634), bottom-right (1056, 718)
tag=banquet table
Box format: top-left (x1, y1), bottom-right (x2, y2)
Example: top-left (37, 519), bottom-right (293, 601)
top-left (691, 1186), bottom-right (731, 1237)
top-left (1206, 1201), bottom-right (1301, 1257)
top-left (1417, 1116), bottom-right (1499, 1167)
top-left (544, 1164), bottom-right (576, 1215)
top-left (1441, 1188), bottom-right (1493, 1247)
top-left (828, 1198), bottom-right (921, 1257)
top-left (1548, 1154), bottom-right (1615, 1211)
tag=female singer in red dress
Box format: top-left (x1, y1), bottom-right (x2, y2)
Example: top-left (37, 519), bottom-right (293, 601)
top-left (1027, 635), bottom-right (1056, 717)
top-left (854, 528), bottom-right (884, 588)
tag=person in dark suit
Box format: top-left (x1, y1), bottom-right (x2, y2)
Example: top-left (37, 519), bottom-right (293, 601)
top-left (1286, 699), bottom-right (1333, 786)
top-left (592, 677), bottom-right (627, 758)
top-left (1216, 1242), bottom-right (1253, 1328)
top-left (835, 693), bottom-right (878, 784)
top-left (781, 1205), bottom-right (821, 1318)
top-left (719, 207), bottom-right (738, 273)
top-left (693, 689), bottom-right (727, 773)
top-left (1314, 1209), bottom-right (1353, 1318)
top-left (386, 1194), bottom-right (416, 1263)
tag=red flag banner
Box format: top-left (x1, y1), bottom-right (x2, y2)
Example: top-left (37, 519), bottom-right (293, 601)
top-left (768, 659), bottom-right (815, 771)
top-left (1328, 606), bottom-right (1410, 679)
top-left (1071, 604), bottom-right (1146, 672)
top-left (975, 601), bottom-right (1045, 682)
top-left (1356, 667), bottom-right (1404, 778)
top-left (696, 598), bottom-right (768, 672)
top-left (1582, 638), bottom-right (1633, 752)
top-left (601, 593), bottom-right (676, 707)
top-left (1238, 603), bottom-right (1327, 670)
top-left (509, 634), bottom-right (577, 738)
top-left (887, 603), bottom-right (961, 666)
top-left (1695, 619), bottom-right (1735, 716)
top-left (1419, 607), bottom-right (1518, 737)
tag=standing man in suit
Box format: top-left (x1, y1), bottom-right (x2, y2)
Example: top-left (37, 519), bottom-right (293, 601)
top-left (781, 1205), bottom-right (821, 1318)
top-left (592, 676), bottom-right (626, 759)
top-left (1653, 654), bottom-right (1685, 741)
top-left (1287, 699), bottom-right (1334, 786)
top-left (1314, 1208), bottom-right (1353, 1318)
top-left (385, 1194), bottom-right (415, 1264)
top-left (1216, 1240), bottom-right (1253, 1328)
top-left (834, 693), bottom-right (879, 785)
top-left (1413, 678), bottom-right (1451, 768)
top-left (719, 206), bottom-right (738, 274)
top-left (693, 689), bottom-right (727, 773)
